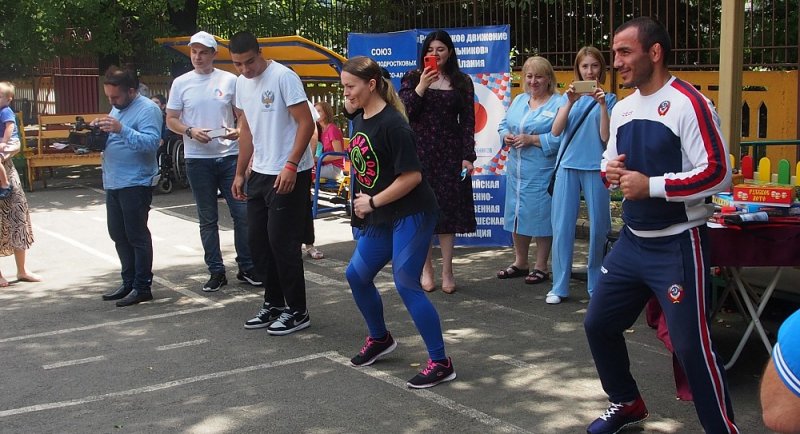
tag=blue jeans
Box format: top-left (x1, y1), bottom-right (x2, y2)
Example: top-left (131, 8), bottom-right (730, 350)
top-left (185, 155), bottom-right (253, 274)
top-left (106, 186), bottom-right (154, 290)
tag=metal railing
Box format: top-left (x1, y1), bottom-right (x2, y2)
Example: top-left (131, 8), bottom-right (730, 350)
top-left (740, 140), bottom-right (800, 167)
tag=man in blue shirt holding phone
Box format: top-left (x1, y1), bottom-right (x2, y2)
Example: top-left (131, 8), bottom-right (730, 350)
top-left (97, 67), bottom-right (162, 307)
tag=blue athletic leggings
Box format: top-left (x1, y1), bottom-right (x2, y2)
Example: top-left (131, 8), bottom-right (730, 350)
top-left (345, 212), bottom-right (446, 361)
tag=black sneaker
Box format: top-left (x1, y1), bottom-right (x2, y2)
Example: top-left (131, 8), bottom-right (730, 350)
top-left (203, 273), bottom-right (227, 292)
top-left (236, 269), bottom-right (262, 286)
top-left (244, 302), bottom-right (284, 329)
top-left (406, 357), bottom-right (456, 389)
top-left (266, 309), bottom-right (310, 336)
top-left (350, 333), bottom-right (397, 367)
top-left (586, 396), bottom-right (649, 434)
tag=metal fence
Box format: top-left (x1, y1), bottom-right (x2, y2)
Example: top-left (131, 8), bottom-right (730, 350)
top-left (385, 0), bottom-right (798, 70)
top-left (126, 1), bottom-right (800, 76)
top-left (12, 0), bottom-right (800, 122)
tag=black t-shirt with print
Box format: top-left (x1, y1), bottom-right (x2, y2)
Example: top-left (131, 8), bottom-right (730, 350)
top-left (349, 105), bottom-right (438, 228)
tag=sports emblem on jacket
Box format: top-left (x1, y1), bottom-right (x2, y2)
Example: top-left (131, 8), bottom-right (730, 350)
top-left (658, 100), bottom-right (671, 116)
top-left (349, 132), bottom-right (379, 189)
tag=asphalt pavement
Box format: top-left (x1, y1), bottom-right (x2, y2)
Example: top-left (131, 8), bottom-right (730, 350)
top-left (0, 167), bottom-right (787, 433)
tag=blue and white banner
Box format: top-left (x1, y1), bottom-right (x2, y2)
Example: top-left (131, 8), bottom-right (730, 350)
top-left (348, 26), bottom-right (512, 247)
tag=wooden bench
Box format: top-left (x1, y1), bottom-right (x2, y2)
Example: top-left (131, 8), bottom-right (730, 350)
top-left (27, 113), bottom-right (106, 191)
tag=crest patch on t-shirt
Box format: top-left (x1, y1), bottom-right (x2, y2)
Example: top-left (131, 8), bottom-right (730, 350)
top-left (658, 100), bottom-right (671, 116)
top-left (261, 90), bottom-right (274, 109)
top-left (349, 132), bottom-right (380, 189)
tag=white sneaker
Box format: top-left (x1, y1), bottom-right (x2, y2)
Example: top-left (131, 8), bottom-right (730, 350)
top-left (545, 295), bottom-right (562, 304)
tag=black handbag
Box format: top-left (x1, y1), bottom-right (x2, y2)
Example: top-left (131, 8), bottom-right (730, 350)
top-left (547, 101), bottom-right (598, 196)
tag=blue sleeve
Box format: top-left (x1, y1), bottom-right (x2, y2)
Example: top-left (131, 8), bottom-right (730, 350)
top-left (120, 105), bottom-right (162, 153)
top-left (538, 95), bottom-right (564, 157)
top-left (498, 95), bottom-right (520, 137)
top-left (539, 130), bottom-right (561, 158)
top-left (773, 309), bottom-right (800, 397)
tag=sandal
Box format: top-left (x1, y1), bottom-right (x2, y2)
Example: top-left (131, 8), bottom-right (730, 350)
top-left (497, 265), bottom-right (529, 279)
top-left (525, 269), bottom-right (549, 285)
top-left (305, 246), bottom-right (324, 260)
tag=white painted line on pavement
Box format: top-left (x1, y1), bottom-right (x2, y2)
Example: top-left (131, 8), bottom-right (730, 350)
top-left (174, 245), bottom-right (195, 253)
top-left (91, 217), bottom-right (105, 222)
top-left (49, 201), bottom-right (64, 206)
top-left (33, 224), bottom-right (223, 309)
top-left (155, 339), bottom-right (209, 351)
top-left (151, 203), bottom-right (198, 211)
top-left (42, 356), bottom-right (106, 370)
top-left (82, 185), bottom-right (106, 195)
top-left (324, 352), bottom-right (531, 434)
top-left (152, 207), bottom-right (200, 225)
top-left (34, 224), bottom-right (119, 264)
top-left (489, 354), bottom-right (539, 369)
top-left (310, 257), bottom-right (394, 281)
top-left (0, 352), bottom-right (337, 418)
top-left (2, 350), bottom-right (531, 433)
top-left (0, 306), bottom-right (219, 343)
top-left (304, 270), bottom-right (343, 288)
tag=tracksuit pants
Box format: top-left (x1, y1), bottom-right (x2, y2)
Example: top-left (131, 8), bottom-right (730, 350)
top-left (345, 212), bottom-right (446, 361)
top-left (584, 225), bottom-right (739, 434)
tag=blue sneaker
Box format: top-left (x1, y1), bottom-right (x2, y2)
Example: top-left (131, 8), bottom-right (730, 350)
top-left (587, 396), bottom-right (648, 434)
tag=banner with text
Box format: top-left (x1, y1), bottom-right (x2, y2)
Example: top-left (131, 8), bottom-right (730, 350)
top-left (348, 26), bottom-right (512, 246)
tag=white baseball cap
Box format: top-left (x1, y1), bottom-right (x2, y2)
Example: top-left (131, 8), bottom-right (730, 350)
top-left (188, 31), bottom-right (217, 50)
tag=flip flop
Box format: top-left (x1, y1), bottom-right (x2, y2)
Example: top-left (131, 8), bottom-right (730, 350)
top-left (525, 269), bottom-right (549, 284)
top-left (497, 265), bottom-right (529, 279)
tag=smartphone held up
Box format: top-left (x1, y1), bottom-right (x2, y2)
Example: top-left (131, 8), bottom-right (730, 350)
top-left (572, 80), bottom-right (597, 94)
top-left (423, 55), bottom-right (438, 72)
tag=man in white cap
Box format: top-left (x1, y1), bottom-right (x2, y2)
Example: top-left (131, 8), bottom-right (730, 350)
top-left (166, 31), bottom-right (260, 292)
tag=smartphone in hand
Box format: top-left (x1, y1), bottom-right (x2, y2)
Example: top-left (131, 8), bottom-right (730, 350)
top-left (572, 80), bottom-right (597, 94)
top-left (206, 127), bottom-right (228, 139)
top-left (423, 55), bottom-right (438, 71)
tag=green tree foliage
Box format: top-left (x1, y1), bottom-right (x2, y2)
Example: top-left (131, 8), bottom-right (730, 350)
top-left (1, 0), bottom-right (796, 78)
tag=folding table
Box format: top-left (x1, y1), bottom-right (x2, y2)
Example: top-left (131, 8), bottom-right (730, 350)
top-left (707, 223), bottom-right (800, 369)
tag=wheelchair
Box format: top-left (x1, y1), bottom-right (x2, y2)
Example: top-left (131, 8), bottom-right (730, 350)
top-left (155, 132), bottom-right (189, 194)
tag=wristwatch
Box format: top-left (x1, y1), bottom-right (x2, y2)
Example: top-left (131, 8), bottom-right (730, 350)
top-left (185, 127), bottom-right (193, 139)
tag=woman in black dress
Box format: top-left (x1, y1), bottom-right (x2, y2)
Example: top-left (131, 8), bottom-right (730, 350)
top-left (400, 30), bottom-right (476, 294)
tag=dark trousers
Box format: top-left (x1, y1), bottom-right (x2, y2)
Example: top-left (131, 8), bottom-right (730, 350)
top-left (584, 225), bottom-right (738, 434)
top-left (106, 186), bottom-right (154, 291)
top-left (247, 170), bottom-right (311, 311)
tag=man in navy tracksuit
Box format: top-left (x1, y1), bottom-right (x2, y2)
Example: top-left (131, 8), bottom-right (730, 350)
top-left (584, 17), bottom-right (739, 434)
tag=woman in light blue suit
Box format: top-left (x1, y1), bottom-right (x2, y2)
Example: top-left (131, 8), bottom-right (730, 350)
top-left (497, 56), bottom-right (563, 284)
top-left (546, 46), bottom-right (617, 304)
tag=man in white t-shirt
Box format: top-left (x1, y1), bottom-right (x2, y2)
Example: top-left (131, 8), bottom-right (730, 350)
top-left (166, 31), bottom-right (260, 292)
top-left (229, 31), bottom-right (315, 336)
